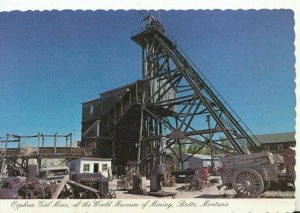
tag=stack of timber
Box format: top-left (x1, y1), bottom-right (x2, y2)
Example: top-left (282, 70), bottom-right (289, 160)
top-left (221, 151), bottom-right (279, 184)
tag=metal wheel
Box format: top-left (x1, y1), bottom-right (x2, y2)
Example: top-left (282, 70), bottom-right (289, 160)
top-left (22, 189), bottom-right (34, 199)
top-left (192, 176), bottom-right (202, 191)
top-left (233, 169), bottom-right (264, 198)
top-left (185, 175), bottom-right (195, 191)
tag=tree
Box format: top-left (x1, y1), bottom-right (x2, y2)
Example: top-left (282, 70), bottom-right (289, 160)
top-left (172, 143), bottom-right (187, 155)
top-left (219, 135), bottom-right (233, 152)
top-left (187, 143), bottom-right (211, 155)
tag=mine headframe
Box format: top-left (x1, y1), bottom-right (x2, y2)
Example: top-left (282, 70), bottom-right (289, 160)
top-left (130, 15), bottom-right (262, 167)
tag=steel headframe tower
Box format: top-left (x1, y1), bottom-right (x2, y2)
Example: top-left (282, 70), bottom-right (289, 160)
top-left (131, 15), bottom-right (261, 172)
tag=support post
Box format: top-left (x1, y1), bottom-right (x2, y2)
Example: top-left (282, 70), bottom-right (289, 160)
top-left (70, 133), bottom-right (72, 155)
top-left (207, 115), bottom-right (215, 173)
top-left (18, 138), bottom-right (21, 150)
top-left (142, 47), bottom-right (145, 77)
top-left (5, 134), bottom-right (8, 149)
top-left (135, 83), bottom-right (138, 102)
top-left (137, 91), bottom-right (145, 173)
top-left (37, 133), bottom-right (40, 155)
top-left (121, 98), bottom-right (123, 116)
top-left (178, 139), bottom-right (184, 171)
top-left (37, 133), bottom-right (40, 147)
top-left (54, 132), bottom-right (57, 154)
top-left (112, 135), bottom-right (116, 175)
top-left (37, 157), bottom-right (42, 169)
top-left (114, 107), bottom-right (117, 125)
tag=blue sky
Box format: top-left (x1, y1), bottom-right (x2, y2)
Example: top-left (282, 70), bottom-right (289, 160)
top-left (0, 10), bottom-right (295, 142)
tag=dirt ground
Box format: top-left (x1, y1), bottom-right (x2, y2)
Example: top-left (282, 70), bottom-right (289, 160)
top-left (109, 176), bottom-right (295, 199)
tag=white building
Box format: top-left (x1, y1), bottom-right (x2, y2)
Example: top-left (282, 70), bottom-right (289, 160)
top-left (69, 158), bottom-right (112, 177)
top-left (175, 153), bottom-right (221, 171)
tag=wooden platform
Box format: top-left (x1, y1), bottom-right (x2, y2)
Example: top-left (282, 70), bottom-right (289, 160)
top-left (0, 147), bottom-right (93, 159)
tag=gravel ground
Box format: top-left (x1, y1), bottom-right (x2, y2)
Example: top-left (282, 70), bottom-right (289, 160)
top-left (109, 176), bottom-right (294, 199)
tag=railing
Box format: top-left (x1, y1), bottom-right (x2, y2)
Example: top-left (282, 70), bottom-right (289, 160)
top-left (106, 83), bottom-right (143, 128)
top-left (0, 133), bottom-right (92, 158)
top-left (154, 33), bottom-right (260, 153)
top-left (172, 42), bottom-right (261, 145)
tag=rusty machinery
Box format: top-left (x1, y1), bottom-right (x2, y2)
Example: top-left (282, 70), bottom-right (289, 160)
top-left (70, 172), bottom-right (116, 198)
top-left (116, 161), bottom-right (145, 194)
top-left (0, 164), bottom-right (58, 199)
top-left (184, 168), bottom-right (209, 191)
top-left (0, 164), bottom-right (116, 199)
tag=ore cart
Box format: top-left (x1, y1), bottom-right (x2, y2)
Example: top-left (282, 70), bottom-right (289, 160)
top-left (221, 151), bottom-right (280, 198)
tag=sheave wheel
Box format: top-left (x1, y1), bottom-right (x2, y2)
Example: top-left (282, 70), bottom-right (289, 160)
top-left (233, 169), bottom-right (264, 198)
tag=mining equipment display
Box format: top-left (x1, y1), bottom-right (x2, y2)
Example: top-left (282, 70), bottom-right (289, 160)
top-left (0, 14), bottom-right (295, 199)
top-left (81, 15), bottom-right (295, 198)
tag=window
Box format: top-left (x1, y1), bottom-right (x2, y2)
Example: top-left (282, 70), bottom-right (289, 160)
top-left (93, 163), bottom-right (99, 173)
top-left (90, 105), bottom-right (94, 114)
top-left (102, 164), bottom-right (108, 171)
top-left (83, 164), bottom-right (90, 172)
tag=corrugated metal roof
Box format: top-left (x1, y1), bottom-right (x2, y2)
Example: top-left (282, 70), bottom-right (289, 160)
top-left (183, 153), bottom-right (213, 160)
top-left (254, 132), bottom-right (295, 144)
top-left (71, 158), bottom-right (112, 162)
top-left (100, 81), bottom-right (136, 96)
top-left (81, 97), bottom-right (101, 104)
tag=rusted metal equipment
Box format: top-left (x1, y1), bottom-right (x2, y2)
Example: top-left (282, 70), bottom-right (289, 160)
top-left (281, 147), bottom-right (296, 184)
top-left (70, 172), bottom-right (116, 198)
top-left (185, 168), bottom-right (208, 191)
top-left (185, 175), bottom-right (207, 191)
top-left (127, 171), bottom-right (145, 194)
top-left (171, 170), bottom-right (195, 183)
top-left (0, 163), bottom-right (116, 199)
top-left (116, 178), bottom-right (127, 190)
top-left (18, 164), bottom-right (59, 199)
top-left (0, 177), bottom-right (23, 199)
top-left (162, 175), bottom-right (176, 187)
top-left (161, 155), bottom-right (176, 187)
top-left (0, 164), bottom-right (59, 199)
top-left (67, 180), bottom-right (101, 198)
top-left (116, 161), bottom-right (145, 194)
